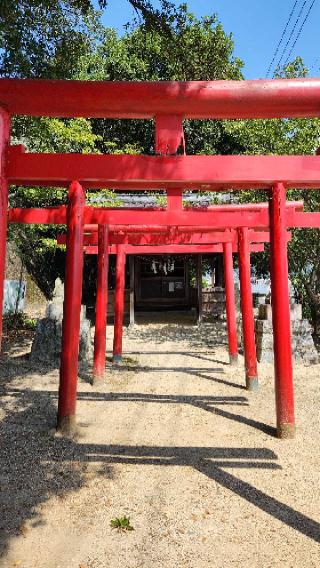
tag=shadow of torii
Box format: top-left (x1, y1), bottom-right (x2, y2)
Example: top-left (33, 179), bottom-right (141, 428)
top-left (1, 387), bottom-right (320, 554)
top-left (48, 442), bottom-right (320, 543)
top-left (125, 350), bottom-right (230, 366)
top-left (75, 391), bottom-right (275, 436)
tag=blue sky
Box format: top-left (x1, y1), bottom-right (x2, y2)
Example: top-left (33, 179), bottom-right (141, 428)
top-left (94, 0), bottom-right (320, 79)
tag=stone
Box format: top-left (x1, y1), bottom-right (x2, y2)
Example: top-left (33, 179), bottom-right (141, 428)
top-left (52, 277), bottom-right (64, 301)
top-left (201, 285), bottom-right (241, 346)
top-left (258, 302), bottom-right (303, 322)
top-left (31, 319), bottom-right (62, 363)
top-left (257, 350), bottom-right (274, 364)
top-left (202, 286), bottom-right (227, 321)
top-left (291, 304), bottom-right (302, 321)
top-left (31, 279), bottom-right (92, 366)
top-left (255, 302), bottom-right (318, 366)
top-left (45, 302), bottom-right (64, 321)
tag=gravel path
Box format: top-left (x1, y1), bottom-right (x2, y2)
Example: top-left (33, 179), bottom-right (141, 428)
top-left (0, 322), bottom-right (319, 567)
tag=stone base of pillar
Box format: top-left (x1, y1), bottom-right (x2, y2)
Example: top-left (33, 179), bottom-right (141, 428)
top-left (92, 369), bottom-right (105, 384)
top-left (229, 353), bottom-right (238, 366)
top-left (277, 423), bottom-right (295, 439)
top-left (246, 375), bottom-right (259, 392)
top-left (56, 414), bottom-right (77, 437)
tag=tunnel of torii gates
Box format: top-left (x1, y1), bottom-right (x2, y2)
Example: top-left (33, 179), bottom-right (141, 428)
top-left (2, 79), bottom-right (320, 439)
top-left (56, 219), bottom-right (292, 370)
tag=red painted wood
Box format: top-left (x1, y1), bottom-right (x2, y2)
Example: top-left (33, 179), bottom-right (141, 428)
top-left (2, 78), bottom-right (320, 119)
top-left (7, 206), bottom-right (262, 227)
top-left (60, 231), bottom-right (234, 246)
top-left (8, 201), bottom-right (303, 228)
top-left (167, 188), bottom-right (183, 210)
top-left (269, 183), bottom-right (295, 439)
top-left (289, 211), bottom-right (320, 227)
top-left (84, 244), bottom-right (265, 254)
top-left (101, 201), bottom-right (302, 213)
top-left (0, 109), bottom-right (10, 352)
top-left (57, 181), bottom-right (85, 434)
top-left (85, 208), bottom-right (271, 228)
top-left (7, 151), bottom-right (320, 189)
top-left (9, 206), bottom-right (67, 224)
top-left (58, 229), bottom-right (291, 247)
top-left (86, 208), bottom-right (303, 229)
top-left (238, 227), bottom-right (258, 391)
top-left (8, 204), bottom-right (267, 227)
top-left (223, 241), bottom-right (238, 364)
top-left (85, 231), bottom-right (236, 246)
top-left (93, 208), bottom-right (270, 228)
top-left (248, 230), bottom-right (292, 243)
top-left (113, 244), bottom-right (126, 363)
top-left (93, 225), bottom-right (109, 380)
top-left (155, 115), bottom-right (185, 155)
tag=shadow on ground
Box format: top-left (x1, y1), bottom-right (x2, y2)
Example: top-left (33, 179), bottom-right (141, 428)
top-left (1, 383), bottom-right (320, 558)
top-left (125, 350), bottom-right (230, 366)
top-left (1, 335), bottom-right (320, 561)
top-left (126, 322), bottom-right (228, 349)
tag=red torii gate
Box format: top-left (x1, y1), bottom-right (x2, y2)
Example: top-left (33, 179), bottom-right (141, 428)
top-left (2, 77), bottom-right (320, 439)
top-left (55, 220), bottom-right (292, 376)
top-left (87, 241), bottom-right (266, 372)
top-left (9, 198), bottom-right (299, 429)
top-left (11, 203), bottom-right (296, 385)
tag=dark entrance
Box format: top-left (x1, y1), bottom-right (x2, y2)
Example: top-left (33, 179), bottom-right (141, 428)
top-left (134, 255), bottom-right (192, 310)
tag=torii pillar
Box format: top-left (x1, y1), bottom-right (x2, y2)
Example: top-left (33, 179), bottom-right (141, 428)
top-left (113, 243), bottom-right (126, 363)
top-left (269, 183), bottom-right (295, 438)
top-left (57, 181), bottom-right (85, 435)
top-left (238, 227), bottom-right (258, 390)
top-left (93, 224), bottom-right (109, 381)
top-left (0, 109), bottom-right (10, 352)
top-left (223, 241), bottom-right (238, 365)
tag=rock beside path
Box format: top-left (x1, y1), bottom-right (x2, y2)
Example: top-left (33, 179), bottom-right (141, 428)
top-left (30, 279), bottom-right (92, 365)
top-left (255, 314), bottom-right (318, 365)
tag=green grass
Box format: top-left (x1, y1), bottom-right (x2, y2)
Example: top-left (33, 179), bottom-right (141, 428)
top-left (110, 516), bottom-right (134, 532)
top-left (121, 356), bottom-right (138, 366)
top-left (4, 312), bottom-right (37, 331)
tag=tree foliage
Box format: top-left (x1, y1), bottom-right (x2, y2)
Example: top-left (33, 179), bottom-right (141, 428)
top-left (0, 1), bottom-right (101, 78)
top-left (9, 116), bottom-right (102, 297)
top-left (0, 1), bottom-right (190, 78)
top-left (224, 58), bottom-right (320, 335)
top-left (4, 2), bottom-right (320, 334)
top-left (5, 2), bottom-right (243, 296)
top-left (76, 5), bottom-right (243, 156)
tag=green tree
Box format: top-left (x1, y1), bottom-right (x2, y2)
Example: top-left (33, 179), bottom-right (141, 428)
top-left (5, 2), bottom-right (245, 297)
top-left (0, 1), bottom-right (182, 78)
top-left (76, 5), bottom-right (243, 155)
top-left (9, 117), bottom-right (102, 297)
top-left (223, 57), bottom-right (320, 339)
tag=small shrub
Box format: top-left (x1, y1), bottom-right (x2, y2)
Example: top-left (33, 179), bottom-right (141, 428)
top-left (122, 356), bottom-right (138, 367)
top-left (110, 516), bottom-right (134, 532)
top-left (4, 312), bottom-right (37, 331)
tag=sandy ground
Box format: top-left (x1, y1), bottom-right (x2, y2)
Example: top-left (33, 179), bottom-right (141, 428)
top-left (0, 321), bottom-right (320, 568)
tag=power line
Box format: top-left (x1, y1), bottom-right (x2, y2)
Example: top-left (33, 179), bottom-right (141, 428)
top-left (283, 0), bottom-right (317, 66)
top-left (273, 0), bottom-right (308, 72)
top-left (266, 0), bottom-right (300, 77)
